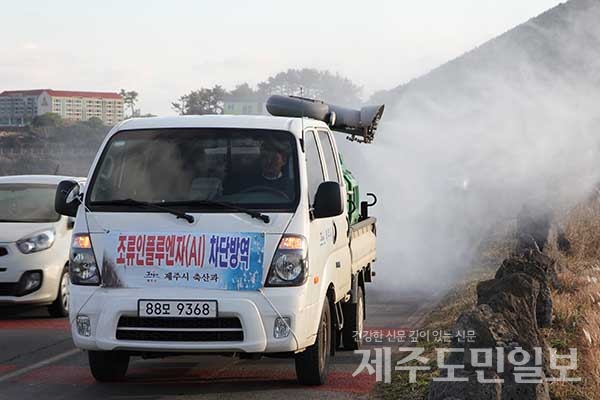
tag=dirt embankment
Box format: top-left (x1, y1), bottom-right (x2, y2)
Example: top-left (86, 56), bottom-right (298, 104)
top-left (427, 201), bottom-right (600, 400)
top-left (378, 194), bottom-right (600, 400)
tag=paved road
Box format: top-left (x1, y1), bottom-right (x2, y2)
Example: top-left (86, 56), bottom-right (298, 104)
top-left (0, 294), bottom-right (433, 400)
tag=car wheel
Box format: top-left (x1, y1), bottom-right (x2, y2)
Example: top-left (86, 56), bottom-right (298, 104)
top-left (88, 351), bottom-right (130, 382)
top-left (342, 285), bottom-right (364, 350)
top-left (48, 267), bottom-right (70, 318)
top-left (295, 296), bottom-right (331, 385)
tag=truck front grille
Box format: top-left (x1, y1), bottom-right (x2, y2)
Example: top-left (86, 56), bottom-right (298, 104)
top-left (115, 316), bottom-right (243, 342)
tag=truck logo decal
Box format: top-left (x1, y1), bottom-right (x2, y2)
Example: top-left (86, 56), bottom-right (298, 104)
top-left (104, 231), bottom-right (265, 291)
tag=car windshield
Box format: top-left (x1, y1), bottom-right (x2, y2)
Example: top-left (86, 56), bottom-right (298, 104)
top-left (0, 184), bottom-right (60, 223)
top-left (87, 128), bottom-right (300, 211)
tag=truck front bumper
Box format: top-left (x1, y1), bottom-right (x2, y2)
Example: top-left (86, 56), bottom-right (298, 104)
top-left (70, 285), bottom-right (318, 354)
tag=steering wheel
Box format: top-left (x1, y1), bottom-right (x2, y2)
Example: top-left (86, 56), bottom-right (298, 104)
top-left (238, 185), bottom-right (291, 200)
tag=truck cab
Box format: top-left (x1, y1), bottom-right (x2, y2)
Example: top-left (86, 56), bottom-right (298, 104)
top-left (55, 97), bottom-right (382, 385)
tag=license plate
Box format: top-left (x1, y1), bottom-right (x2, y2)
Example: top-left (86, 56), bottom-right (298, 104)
top-left (138, 300), bottom-right (218, 318)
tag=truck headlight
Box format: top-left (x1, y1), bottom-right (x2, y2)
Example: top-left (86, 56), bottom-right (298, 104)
top-left (70, 234), bottom-right (100, 286)
top-left (16, 229), bottom-right (56, 254)
top-left (266, 235), bottom-right (308, 287)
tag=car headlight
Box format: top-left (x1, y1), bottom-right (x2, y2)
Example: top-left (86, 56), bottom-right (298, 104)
top-left (70, 234), bottom-right (100, 286)
top-left (265, 235), bottom-right (308, 287)
top-left (16, 229), bottom-right (56, 254)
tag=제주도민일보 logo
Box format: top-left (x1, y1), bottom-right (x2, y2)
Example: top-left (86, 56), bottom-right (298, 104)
top-left (102, 231), bottom-right (265, 290)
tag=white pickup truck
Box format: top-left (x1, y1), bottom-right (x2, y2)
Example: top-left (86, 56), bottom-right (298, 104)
top-left (55, 95), bottom-right (383, 385)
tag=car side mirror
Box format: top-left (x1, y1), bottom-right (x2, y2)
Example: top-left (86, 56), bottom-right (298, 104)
top-left (55, 180), bottom-right (81, 218)
top-left (313, 181), bottom-right (343, 219)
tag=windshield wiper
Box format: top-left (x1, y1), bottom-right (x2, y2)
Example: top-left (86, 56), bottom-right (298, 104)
top-left (161, 200), bottom-right (270, 224)
top-left (92, 199), bottom-right (195, 223)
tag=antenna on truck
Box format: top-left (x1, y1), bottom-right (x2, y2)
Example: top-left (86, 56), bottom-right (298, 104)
top-left (265, 95), bottom-right (385, 144)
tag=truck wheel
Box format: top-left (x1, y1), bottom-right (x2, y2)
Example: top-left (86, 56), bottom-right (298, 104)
top-left (342, 285), bottom-right (364, 350)
top-left (295, 297), bottom-right (331, 385)
top-left (88, 351), bottom-right (130, 382)
top-left (48, 267), bottom-right (70, 318)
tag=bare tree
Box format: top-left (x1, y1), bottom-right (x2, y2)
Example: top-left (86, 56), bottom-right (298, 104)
top-left (119, 89), bottom-right (139, 118)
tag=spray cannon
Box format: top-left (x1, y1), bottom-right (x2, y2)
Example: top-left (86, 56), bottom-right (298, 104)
top-left (266, 95), bottom-right (385, 144)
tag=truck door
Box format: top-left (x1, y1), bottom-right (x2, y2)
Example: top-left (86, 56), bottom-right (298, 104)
top-left (304, 129), bottom-right (333, 301)
top-left (317, 129), bottom-right (351, 296)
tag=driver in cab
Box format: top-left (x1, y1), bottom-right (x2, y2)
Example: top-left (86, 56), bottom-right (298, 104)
top-left (244, 139), bottom-right (293, 198)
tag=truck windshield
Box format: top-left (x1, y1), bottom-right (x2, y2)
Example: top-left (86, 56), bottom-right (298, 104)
top-left (87, 128), bottom-right (299, 211)
top-left (0, 184), bottom-right (60, 223)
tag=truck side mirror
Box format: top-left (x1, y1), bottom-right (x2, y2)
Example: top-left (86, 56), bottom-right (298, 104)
top-left (55, 180), bottom-right (81, 218)
top-left (313, 181), bottom-right (343, 219)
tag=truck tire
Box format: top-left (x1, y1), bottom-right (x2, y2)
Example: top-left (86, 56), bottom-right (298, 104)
top-left (295, 297), bottom-right (331, 385)
top-left (88, 351), bottom-right (130, 382)
top-left (342, 285), bottom-right (364, 350)
top-left (48, 266), bottom-right (70, 318)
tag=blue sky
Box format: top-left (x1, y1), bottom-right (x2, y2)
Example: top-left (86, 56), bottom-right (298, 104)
top-left (0, 0), bottom-right (563, 115)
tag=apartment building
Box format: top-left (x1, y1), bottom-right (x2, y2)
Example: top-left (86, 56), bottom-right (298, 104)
top-left (0, 89), bottom-right (124, 126)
